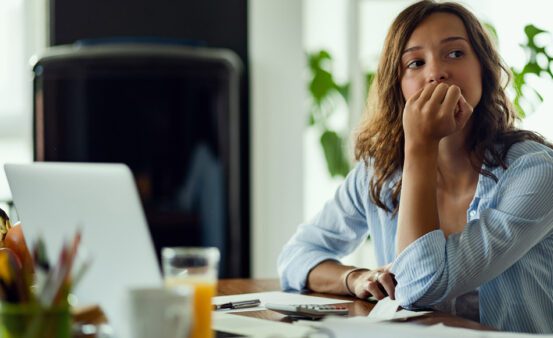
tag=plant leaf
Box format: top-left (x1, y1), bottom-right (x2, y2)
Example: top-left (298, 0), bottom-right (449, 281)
top-left (525, 24), bottom-right (547, 42)
top-left (483, 21), bottom-right (499, 46)
top-left (522, 62), bottom-right (541, 76)
top-left (309, 70), bottom-right (334, 104)
top-left (532, 88), bottom-right (544, 102)
top-left (308, 110), bottom-right (316, 126)
top-left (308, 50), bottom-right (332, 72)
top-left (513, 96), bottom-right (526, 119)
top-left (320, 130), bottom-right (350, 177)
top-left (365, 72), bottom-right (375, 93)
top-left (336, 83), bottom-right (350, 102)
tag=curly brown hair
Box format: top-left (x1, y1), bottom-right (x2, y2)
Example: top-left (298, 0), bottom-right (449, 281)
top-left (354, 0), bottom-right (552, 215)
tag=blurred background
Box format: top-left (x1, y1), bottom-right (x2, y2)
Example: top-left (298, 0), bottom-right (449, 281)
top-left (1, 0), bottom-right (552, 279)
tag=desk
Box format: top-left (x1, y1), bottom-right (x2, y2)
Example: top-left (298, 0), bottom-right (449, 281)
top-left (217, 279), bottom-right (494, 331)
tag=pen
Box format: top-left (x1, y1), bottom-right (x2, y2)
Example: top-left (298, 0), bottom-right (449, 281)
top-left (214, 299), bottom-right (261, 310)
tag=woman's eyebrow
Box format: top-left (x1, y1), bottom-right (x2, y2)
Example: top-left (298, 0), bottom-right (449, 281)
top-left (402, 36), bottom-right (468, 56)
top-left (441, 36), bottom-right (468, 44)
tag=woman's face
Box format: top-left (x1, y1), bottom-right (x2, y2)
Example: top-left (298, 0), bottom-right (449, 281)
top-left (400, 12), bottom-right (482, 111)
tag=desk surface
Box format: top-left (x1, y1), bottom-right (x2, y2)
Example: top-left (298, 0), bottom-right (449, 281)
top-left (217, 279), bottom-right (494, 331)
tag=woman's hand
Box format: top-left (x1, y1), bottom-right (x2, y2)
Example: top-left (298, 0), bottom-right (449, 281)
top-left (402, 82), bottom-right (473, 148)
top-left (348, 264), bottom-right (397, 300)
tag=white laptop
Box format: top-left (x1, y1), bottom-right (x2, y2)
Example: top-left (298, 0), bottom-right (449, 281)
top-left (5, 162), bottom-right (162, 338)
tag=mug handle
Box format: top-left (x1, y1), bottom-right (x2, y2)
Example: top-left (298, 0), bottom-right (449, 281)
top-left (165, 304), bottom-right (192, 338)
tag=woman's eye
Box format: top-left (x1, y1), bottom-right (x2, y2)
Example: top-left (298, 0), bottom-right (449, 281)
top-left (407, 60), bottom-right (424, 69)
top-left (448, 50), bottom-right (464, 58)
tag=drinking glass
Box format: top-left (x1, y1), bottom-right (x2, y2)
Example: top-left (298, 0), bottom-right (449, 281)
top-left (162, 247), bottom-right (220, 338)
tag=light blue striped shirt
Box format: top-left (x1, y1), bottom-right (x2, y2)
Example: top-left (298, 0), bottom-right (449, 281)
top-left (278, 140), bottom-right (553, 333)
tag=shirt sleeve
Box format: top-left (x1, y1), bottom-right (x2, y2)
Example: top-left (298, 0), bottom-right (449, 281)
top-left (277, 162), bottom-right (371, 292)
top-left (391, 150), bottom-right (553, 307)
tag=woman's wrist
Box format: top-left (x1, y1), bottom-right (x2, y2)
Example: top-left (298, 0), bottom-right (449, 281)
top-left (343, 267), bottom-right (370, 296)
top-left (404, 140), bottom-right (439, 158)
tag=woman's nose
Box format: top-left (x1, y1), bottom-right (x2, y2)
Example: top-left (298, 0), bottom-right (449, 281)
top-left (427, 61), bottom-right (448, 83)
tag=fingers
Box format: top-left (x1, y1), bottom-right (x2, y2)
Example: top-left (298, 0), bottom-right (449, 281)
top-left (350, 268), bottom-right (397, 301)
top-left (460, 94), bottom-right (473, 112)
top-left (350, 270), bottom-right (376, 299)
top-left (411, 83), bottom-right (461, 112)
top-left (428, 83), bottom-right (449, 106)
top-left (417, 82), bottom-right (438, 102)
top-left (363, 271), bottom-right (397, 300)
top-left (440, 85), bottom-right (461, 116)
top-left (356, 289), bottom-right (372, 299)
top-left (378, 273), bottom-right (396, 300)
top-left (407, 86), bottom-right (425, 103)
top-left (366, 280), bottom-right (386, 300)
top-left (457, 95), bottom-right (474, 125)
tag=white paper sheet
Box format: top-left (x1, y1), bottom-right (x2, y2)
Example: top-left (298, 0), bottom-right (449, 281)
top-left (425, 323), bottom-right (553, 338)
top-left (213, 311), bottom-right (315, 338)
top-left (367, 297), bottom-right (400, 320)
top-left (393, 308), bottom-right (433, 320)
top-left (318, 318), bottom-right (553, 338)
top-left (213, 291), bottom-right (352, 313)
top-left (367, 297), bottom-right (431, 321)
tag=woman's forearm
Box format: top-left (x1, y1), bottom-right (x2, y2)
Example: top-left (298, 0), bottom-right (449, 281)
top-left (396, 144), bottom-right (440, 255)
top-left (306, 260), bottom-right (359, 295)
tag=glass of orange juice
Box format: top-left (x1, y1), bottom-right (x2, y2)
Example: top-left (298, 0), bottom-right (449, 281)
top-left (162, 247), bottom-right (220, 338)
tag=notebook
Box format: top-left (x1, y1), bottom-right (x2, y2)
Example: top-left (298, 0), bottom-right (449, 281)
top-left (5, 162), bottom-right (162, 338)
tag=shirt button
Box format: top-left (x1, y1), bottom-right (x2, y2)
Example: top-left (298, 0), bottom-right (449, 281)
top-left (469, 210), bottom-right (476, 217)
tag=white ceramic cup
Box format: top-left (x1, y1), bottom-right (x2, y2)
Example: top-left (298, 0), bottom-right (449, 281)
top-left (128, 286), bottom-right (193, 338)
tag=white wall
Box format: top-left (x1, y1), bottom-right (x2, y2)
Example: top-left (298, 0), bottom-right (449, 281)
top-left (249, 0), bottom-right (306, 278)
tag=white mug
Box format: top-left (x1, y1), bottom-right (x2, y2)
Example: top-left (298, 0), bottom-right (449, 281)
top-left (128, 286), bottom-right (193, 338)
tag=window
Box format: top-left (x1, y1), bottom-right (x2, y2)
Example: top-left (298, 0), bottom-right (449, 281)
top-left (485, 0), bottom-right (553, 139)
top-left (0, 0), bottom-right (26, 119)
top-left (0, 0), bottom-right (47, 202)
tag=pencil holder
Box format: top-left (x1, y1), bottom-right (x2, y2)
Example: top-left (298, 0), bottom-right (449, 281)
top-left (0, 303), bottom-right (71, 338)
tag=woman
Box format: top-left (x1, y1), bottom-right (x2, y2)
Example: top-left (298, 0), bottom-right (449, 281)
top-left (278, 0), bottom-right (553, 333)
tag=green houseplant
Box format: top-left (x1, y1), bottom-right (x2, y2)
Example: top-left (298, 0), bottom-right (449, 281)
top-left (510, 25), bottom-right (553, 118)
top-left (307, 50), bottom-right (374, 178)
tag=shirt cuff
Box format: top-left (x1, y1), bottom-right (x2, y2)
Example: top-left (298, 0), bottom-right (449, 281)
top-left (391, 229), bottom-right (446, 307)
